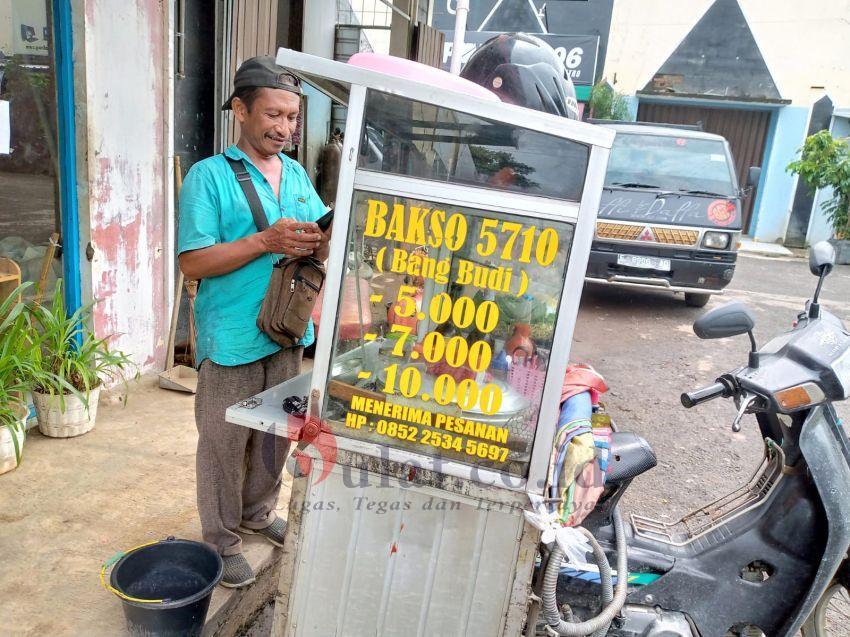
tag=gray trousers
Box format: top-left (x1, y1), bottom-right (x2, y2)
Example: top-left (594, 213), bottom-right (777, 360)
top-left (195, 347), bottom-right (302, 556)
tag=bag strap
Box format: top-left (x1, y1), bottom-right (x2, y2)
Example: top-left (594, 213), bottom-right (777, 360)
top-left (224, 156), bottom-right (269, 232)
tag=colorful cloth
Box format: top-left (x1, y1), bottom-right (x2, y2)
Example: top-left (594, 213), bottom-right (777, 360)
top-left (561, 363), bottom-right (608, 405)
top-left (592, 425), bottom-right (612, 476)
top-left (547, 364), bottom-right (612, 526)
top-left (566, 460), bottom-right (605, 527)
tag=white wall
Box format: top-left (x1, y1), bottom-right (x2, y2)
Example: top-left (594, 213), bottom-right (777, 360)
top-left (604, 0), bottom-right (850, 106)
top-left (78, 0), bottom-right (171, 372)
top-left (303, 0), bottom-right (336, 59)
top-left (738, 1), bottom-right (850, 106)
top-left (301, 0), bottom-right (337, 181)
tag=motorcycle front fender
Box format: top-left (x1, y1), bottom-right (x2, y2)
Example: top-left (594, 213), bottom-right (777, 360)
top-left (782, 404), bottom-right (850, 635)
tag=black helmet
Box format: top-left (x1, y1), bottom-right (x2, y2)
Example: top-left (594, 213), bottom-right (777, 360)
top-left (461, 33), bottom-right (579, 120)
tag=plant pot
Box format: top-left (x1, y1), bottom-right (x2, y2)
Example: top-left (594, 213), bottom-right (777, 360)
top-left (22, 392), bottom-right (37, 431)
top-left (33, 386), bottom-right (100, 438)
top-left (0, 402), bottom-right (28, 475)
top-left (828, 238), bottom-right (850, 265)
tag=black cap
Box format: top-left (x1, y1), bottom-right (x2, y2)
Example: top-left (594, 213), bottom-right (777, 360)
top-left (221, 56), bottom-right (302, 111)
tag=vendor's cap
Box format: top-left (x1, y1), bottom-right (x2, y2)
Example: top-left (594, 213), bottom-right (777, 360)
top-left (221, 56), bottom-right (302, 110)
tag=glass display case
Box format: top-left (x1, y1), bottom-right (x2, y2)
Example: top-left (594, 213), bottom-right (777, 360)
top-left (323, 188), bottom-right (575, 477)
top-left (318, 89), bottom-right (593, 479)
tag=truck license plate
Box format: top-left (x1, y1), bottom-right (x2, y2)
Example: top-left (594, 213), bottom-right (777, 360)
top-left (617, 254), bottom-right (671, 271)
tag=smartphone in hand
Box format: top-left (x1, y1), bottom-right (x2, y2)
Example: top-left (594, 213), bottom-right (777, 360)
top-left (316, 208), bottom-right (334, 231)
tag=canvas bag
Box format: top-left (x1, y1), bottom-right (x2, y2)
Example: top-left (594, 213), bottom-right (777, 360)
top-left (225, 156), bottom-right (325, 347)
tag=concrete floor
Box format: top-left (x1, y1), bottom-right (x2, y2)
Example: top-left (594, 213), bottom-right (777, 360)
top-left (0, 375), bottom-right (291, 637)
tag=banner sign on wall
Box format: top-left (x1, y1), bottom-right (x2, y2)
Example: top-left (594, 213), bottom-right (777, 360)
top-left (0, 0), bottom-right (50, 57)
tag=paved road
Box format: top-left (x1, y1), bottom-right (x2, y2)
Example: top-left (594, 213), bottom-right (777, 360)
top-left (571, 253), bottom-right (850, 520)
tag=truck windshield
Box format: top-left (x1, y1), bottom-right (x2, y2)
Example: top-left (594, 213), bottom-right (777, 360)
top-left (604, 133), bottom-right (736, 197)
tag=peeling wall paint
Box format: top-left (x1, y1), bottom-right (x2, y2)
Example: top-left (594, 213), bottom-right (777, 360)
top-left (82, 0), bottom-right (168, 372)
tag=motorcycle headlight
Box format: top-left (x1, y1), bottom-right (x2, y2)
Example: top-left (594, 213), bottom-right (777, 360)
top-left (702, 231), bottom-right (731, 250)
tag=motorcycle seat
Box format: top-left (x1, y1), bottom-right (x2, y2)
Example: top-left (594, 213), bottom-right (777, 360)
top-left (607, 431), bottom-right (657, 483)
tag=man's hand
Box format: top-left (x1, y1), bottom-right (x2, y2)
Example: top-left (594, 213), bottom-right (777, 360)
top-left (260, 219), bottom-right (323, 256)
top-left (178, 219), bottom-right (329, 281)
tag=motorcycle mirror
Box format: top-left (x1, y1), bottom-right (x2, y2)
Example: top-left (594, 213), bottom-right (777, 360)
top-left (809, 241), bottom-right (835, 277)
top-left (808, 241), bottom-right (836, 318)
top-left (693, 301), bottom-right (756, 340)
top-left (694, 302), bottom-right (759, 367)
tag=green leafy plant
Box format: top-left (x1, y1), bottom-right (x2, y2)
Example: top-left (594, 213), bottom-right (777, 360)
top-left (28, 282), bottom-right (136, 403)
top-left (0, 283), bottom-right (66, 465)
top-left (1, 284), bottom-right (34, 464)
top-left (589, 79), bottom-right (632, 121)
top-left (787, 130), bottom-right (850, 239)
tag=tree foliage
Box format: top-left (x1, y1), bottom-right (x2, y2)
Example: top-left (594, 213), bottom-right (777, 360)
top-left (588, 80), bottom-right (632, 121)
top-left (787, 130), bottom-right (850, 239)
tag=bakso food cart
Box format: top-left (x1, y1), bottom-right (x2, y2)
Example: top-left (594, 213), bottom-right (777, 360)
top-left (226, 47), bottom-right (614, 636)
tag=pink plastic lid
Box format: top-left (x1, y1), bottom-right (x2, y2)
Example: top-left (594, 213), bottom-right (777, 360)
top-left (347, 52), bottom-right (500, 102)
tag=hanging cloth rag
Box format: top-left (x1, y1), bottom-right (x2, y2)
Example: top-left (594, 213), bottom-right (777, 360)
top-left (548, 364), bottom-right (612, 526)
top-left (561, 363), bottom-right (608, 404)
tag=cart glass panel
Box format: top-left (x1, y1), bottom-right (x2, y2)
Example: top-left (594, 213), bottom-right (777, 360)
top-left (358, 90), bottom-right (589, 201)
top-left (321, 189), bottom-right (574, 477)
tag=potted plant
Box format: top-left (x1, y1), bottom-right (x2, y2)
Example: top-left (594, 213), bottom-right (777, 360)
top-left (0, 283), bottom-right (55, 473)
top-left (29, 283), bottom-right (135, 438)
top-left (787, 129), bottom-right (850, 263)
top-left (1, 288), bottom-right (32, 474)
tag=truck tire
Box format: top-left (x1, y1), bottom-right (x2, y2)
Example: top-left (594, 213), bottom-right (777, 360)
top-left (685, 293), bottom-right (711, 308)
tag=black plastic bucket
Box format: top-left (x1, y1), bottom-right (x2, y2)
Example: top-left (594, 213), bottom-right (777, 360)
top-left (109, 538), bottom-right (223, 637)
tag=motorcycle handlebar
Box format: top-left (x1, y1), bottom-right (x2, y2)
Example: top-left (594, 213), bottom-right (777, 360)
top-left (681, 382), bottom-right (729, 408)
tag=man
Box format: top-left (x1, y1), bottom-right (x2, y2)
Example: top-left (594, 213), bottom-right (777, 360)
top-left (178, 56), bottom-right (330, 588)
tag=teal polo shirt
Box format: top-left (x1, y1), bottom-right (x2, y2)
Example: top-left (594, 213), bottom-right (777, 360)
top-left (177, 145), bottom-right (325, 367)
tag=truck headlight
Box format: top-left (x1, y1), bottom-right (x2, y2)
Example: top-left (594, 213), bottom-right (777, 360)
top-left (702, 232), bottom-right (731, 250)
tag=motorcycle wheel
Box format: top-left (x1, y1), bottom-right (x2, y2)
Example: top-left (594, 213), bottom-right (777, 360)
top-left (800, 582), bottom-right (850, 636)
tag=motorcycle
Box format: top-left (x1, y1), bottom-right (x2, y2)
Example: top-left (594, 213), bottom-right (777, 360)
top-left (533, 241), bottom-right (850, 637)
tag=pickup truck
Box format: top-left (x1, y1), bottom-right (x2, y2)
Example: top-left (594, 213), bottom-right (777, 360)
top-left (586, 122), bottom-right (758, 307)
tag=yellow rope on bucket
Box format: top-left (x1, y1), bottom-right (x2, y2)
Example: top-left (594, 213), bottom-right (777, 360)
top-left (99, 540), bottom-right (166, 604)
